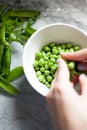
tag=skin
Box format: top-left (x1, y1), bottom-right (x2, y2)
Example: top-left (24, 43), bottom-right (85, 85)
top-left (46, 49), bottom-right (87, 130)
top-left (61, 48), bottom-right (87, 71)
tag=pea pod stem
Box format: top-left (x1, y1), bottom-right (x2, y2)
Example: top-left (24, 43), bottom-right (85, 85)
top-left (0, 76), bottom-right (18, 94)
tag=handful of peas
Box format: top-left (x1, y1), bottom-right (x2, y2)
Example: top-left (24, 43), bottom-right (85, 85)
top-left (33, 42), bottom-right (81, 88)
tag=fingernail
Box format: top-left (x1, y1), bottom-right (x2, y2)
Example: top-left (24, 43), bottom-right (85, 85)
top-left (60, 52), bottom-right (65, 54)
top-left (57, 58), bottom-right (62, 63)
top-left (78, 64), bottom-right (85, 71)
top-left (60, 52), bottom-right (67, 55)
top-left (80, 74), bottom-right (87, 78)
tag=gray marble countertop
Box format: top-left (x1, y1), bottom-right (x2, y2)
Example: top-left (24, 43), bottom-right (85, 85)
top-left (0, 0), bottom-right (87, 130)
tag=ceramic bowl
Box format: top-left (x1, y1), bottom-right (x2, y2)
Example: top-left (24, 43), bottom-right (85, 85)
top-left (23, 23), bottom-right (87, 96)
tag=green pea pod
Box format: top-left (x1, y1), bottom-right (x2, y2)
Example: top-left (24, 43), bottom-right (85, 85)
top-left (1, 46), bottom-right (11, 77)
top-left (6, 9), bottom-right (41, 18)
top-left (0, 76), bottom-right (18, 94)
top-left (0, 24), bottom-right (11, 48)
top-left (0, 5), bottom-right (7, 16)
top-left (0, 23), bottom-right (5, 44)
top-left (7, 66), bottom-right (24, 82)
top-left (25, 26), bottom-right (36, 35)
top-left (0, 44), bottom-right (4, 71)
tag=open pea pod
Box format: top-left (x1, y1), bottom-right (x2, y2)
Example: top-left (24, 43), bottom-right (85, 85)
top-left (0, 76), bottom-right (18, 94)
top-left (7, 66), bottom-right (24, 82)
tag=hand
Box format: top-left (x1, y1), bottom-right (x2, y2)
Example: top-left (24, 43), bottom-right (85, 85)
top-left (61, 48), bottom-right (87, 71)
top-left (46, 58), bottom-right (87, 130)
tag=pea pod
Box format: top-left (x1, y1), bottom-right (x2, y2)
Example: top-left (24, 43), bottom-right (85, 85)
top-left (0, 24), bottom-right (11, 48)
top-left (7, 9), bottom-right (41, 18)
top-left (7, 66), bottom-right (24, 82)
top-left (0, 5), bottom-right (7, 16)
top-left (0, 23), bottom-right (5, 43)
top-left (0, 76), bottom-right (18, 94)
top-left (25, 26), bottom-right (36, 35)
top-left (1, 46), bottom-right (11, 77)
top-left (0, 44), bottom-right (4, 71)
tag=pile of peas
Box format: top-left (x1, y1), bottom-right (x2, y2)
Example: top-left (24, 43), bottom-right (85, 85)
top-left (33, 42), bottom-right (80, 88)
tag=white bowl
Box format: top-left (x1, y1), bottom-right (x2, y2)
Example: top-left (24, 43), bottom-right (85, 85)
top-left (23, 23), bottom-right (87, 96)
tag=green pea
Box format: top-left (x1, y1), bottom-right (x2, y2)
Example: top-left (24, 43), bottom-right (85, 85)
top-left (47, 84), bottom-right (51, 88)
top-left (45, 64), bottom-right (49, 70)
top-left (39, 58), bottom-right (45, 66)
top-left (40, 67), bottom-right (45, 72)
top-left (43, 46), bottom-right (51, 52)
top-left (47, 52), bottom-right (51, 56)
top-left (68, 61), bottom-right (75, 70)
top-left (60, 44), bottom-right (66, 49)
top-left (43, 56), bottom-right (49, 61)
top-left (10, 33), bottom-right (17, 41)
top-left (47, 75), bottom-right (52, 82)
top-left (42, 78), bottom-right (46, 84)
top-left (58, 46), bottom-right (61, 50)
top-left (53, 54), bottom-right (58, 59)
top-left (69, 48), bottom-right (74, 52)
top-left (33, 60), bottom-right (38, 67)
top-left (52, 46), bottom-right (58, 50)
top-left (35, 66), bottom-right (39, 71)
top-left (36, 71), bottom-right (42, 77)
top-left (59, 49), bottom-right (65, 54)
top-left (50, 42), bottom-right (56, 48)
top-left (66, 43), bottom-right (72, 48)
top-left (48, 61), bottom-right (54, 68)
top-left (51, 66), bottom-right (57, 72)
top-left (35, 52), bottom-right (42, 59)
top-left (38, 75), bottom-right (44, 82)
top-left (52, 48), bottom-right (59, 55)
top-left (74, 45), bottom-right (80, 51)
top-left (44, 70), bottom-right (50, 76)
top-left (57, 55), bottom-right (61, 58)
top-left (50, 57), bottom-right (56, 63)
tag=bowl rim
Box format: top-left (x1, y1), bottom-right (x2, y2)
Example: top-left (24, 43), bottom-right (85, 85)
top-left (27, 23), bottom-right (87, 40)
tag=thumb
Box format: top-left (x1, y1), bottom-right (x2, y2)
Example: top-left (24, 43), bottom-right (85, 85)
top-left (54, 58), bottom-right (70, 84)
top-left (79, 74), bottom-right (87, 96)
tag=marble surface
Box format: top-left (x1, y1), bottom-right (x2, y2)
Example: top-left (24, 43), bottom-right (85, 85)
top-left (0, 0), bottom-right (87, 130)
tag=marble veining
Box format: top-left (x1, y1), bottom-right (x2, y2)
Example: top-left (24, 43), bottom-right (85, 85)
top-left (0, 0), bottom-right (87, 130)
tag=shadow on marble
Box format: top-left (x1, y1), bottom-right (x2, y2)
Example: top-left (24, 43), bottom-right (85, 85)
top-left (13, 76), bottom-right (54, 130)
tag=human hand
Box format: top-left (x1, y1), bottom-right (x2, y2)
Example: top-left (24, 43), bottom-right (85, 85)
top-left (61, 48), bottom-right (87, 71)
top-left (46, 58), bottom-right (87, 130)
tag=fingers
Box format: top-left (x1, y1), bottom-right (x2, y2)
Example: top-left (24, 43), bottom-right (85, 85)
top-left (77, 62), bottom-right (87, 71)
top-left (46, 58), bottom-right (78, 103)
top-left (79, 74), bottom-right (87, 96)
top-left (52, 58), bottom-right (70, 87)
top-left (61, 48), bottom-right (87, 61)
